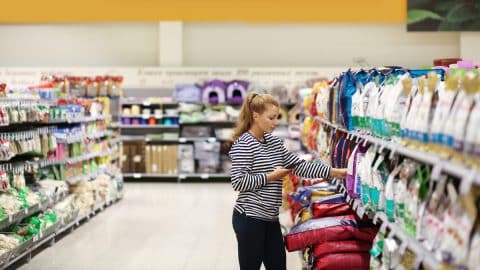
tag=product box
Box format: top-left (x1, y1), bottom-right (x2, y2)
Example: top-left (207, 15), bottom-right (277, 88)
top-left (194, 141), bottom-right (221, 153)
top-left (197, 159), bottom-right (219, 173)
top-left (178, 144), bottom-right (194, 159)
top-left (151, 145), bottom-right (158, 173)
top-left (145, 145), bottom-right (152, 173)
top-left (122, 144), bottom-right (131, 173)
top-left (179, 158), bottom-right (195, 173)
top-left (130, 141), bottom-right (146, 173)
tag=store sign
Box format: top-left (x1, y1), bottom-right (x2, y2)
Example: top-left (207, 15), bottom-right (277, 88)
top-left (407, 0), bottom-right (480, 31)
top-left (0, 67), bottom-right (346, 90)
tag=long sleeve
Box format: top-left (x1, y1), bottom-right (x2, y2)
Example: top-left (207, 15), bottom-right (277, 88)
top-left (281, 140), bottom-right (331, 179)
top-left (229, 141), bottom-right (267, 192)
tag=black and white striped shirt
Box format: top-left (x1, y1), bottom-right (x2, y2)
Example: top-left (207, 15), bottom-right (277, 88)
top-left (229, 132), bottom-right (331, 221)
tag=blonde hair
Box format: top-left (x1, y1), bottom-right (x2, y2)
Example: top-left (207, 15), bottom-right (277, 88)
top-left (232, 92), bottom-right (279, 141)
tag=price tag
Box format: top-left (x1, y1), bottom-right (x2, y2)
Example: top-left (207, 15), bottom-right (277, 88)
top-left (373, 212), bottom-right (382, 225)
top-left (389, 143), bottom-right (398, 160)
top-left (380, 222), bottom-right (388, 234)
top-left (143, 101), bottom-right (151, 106)
top-left (460, 170), bottom-right (476, 195)
top-left (142, 114), bottom-right (150, 119)
top-left (362, 138), bottom-right (369, 147)
top-left (178, 138), bottom-right (187, 143)
top-left (145, 137), bottom-right (151, 142)
top-left (133, 173), bottom-right (141, 179)
top-left (377, 143), bottom-right (385, 154)
top-left (430, 162), bottom-right (443, 182)
top-left (399, 240), bottom-right (408, 255)
top-left (357, 206), bottom-right (366, 217)
top-left (179, 174), bottom-right (187, 180)
top-left (200, 174), bottom-right (209, 179)
top-left (207, 137), bottom-right (216, 143)
top-left (8, 215), bottom-right (12, 223)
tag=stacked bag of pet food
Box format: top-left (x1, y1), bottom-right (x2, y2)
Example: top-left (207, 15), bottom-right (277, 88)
top-left (284, 177), bottom-right (378, 270)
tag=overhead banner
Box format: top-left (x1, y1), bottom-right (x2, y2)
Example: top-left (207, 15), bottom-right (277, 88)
top-left (407, 0), bottom-right (480, 31)
top-left (1, 1), bottom-right (405, 23)
top-left (0, 67), bottom-right (346, 89)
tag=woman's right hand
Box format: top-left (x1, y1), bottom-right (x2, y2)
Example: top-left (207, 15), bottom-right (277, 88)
top-left (266, 167), bottom-right (292, 182)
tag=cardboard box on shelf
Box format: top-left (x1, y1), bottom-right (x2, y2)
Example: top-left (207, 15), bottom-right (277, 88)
top-left (173, 145), bottom-right (178, 174)
top-left (145, 145), bottom-right (152, 173)
top-left (131, 141), bottom-right (146, 173)
top-left (122, 144), bottom-right (131, 173)
top-left (151, 145), bottom-right (158, 173)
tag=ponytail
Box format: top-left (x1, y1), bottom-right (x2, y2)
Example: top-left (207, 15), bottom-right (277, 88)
top-left (232, 91), bottom-right (279, 141)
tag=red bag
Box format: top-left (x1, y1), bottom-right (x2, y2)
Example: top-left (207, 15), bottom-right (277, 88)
top-left (284, 215), bottom-right (378, 252)
top-left (314, 252), bottom-right (370, 270)
top-left (312, 240), bottom-right (373, 257)
top-left (311, 202), bottom-right (354, 218)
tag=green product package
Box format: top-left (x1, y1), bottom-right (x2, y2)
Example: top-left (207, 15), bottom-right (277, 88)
top-left (361, 183), bottom-right (370, 205)
top-left (0, 208), bottom-right (5, 221)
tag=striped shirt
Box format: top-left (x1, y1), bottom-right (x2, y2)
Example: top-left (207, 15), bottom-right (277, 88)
top-left (229, 132), bottom-right (331, 221)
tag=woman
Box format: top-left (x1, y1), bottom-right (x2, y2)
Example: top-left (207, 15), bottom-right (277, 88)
top-left (229, 92), bottom-right (347, 270)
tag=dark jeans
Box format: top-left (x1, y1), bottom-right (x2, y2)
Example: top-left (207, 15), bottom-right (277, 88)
top-left (232, 210), bottom-right (287, 270)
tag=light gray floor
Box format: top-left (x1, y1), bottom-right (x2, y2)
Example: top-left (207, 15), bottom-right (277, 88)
top-left (18, 182), bottom-right (302, 270)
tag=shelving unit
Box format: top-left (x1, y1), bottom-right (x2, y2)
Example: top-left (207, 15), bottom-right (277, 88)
top-left (123, 172), bottom-right (230, 181)
top-left (1, 194), bottom-right (121, 269)
top-left (305, 116), bottom-right (480, 270)
top-left (0, 93), bottom-right (124, 269)
top-left (120, 125), bottom-right (179, 129)
top-left (118, 89), bottom-right (305, 182)
top-left (119, 95), bottom-right (234, 182)
top-left (316, 117), bottom-right (480, 186)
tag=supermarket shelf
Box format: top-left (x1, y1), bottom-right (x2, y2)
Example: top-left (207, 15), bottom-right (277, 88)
top-left (109, 137), bottom-right (122, 145)
top-left (0, 190), bottom-right (68, 232)
top-left (178, 173), bottom-right (230, 179)
top-left (56, 131), bottom-right (109, 144)
top-left (120, 114), bottom-right (178, 119)
top-left (120, 100), bottom-right (177, 106)
top-left (316, 117), bottom-right (480, 187)
top-left (120, 124), bottom-right (179, 129)
top-left (121, 99), bottom-right (297, 107)
top-left (1, 195), bottom-right (122, 269)
top-left (123, 173), bottom-right (178, 179)
top-left (179, 121), bottom-right (235, 126)
top-left (121, 114), bottom-right (157, 118)
top-left (121, 135), bottom-right (220, 143)
top-left (108, 122), bottom-right (121, 129)
top-left (123, 173), bottom-right (230, 180)
top-left (28, 148), bottom-right (117, 167)
top-left (48, 114), bottom-right (112, 124)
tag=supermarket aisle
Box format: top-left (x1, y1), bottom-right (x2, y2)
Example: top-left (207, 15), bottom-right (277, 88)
top-left (18, 182), bottom-right (302, 270)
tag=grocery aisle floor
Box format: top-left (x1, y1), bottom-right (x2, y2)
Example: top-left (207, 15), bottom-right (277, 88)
top-left (17, 182), bottom-right (302, 270)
